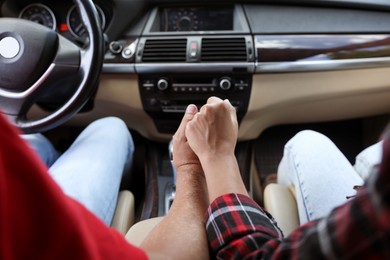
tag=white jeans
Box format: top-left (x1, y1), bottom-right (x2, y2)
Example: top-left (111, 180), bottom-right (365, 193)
top-left (277, 130), bottom-right (382, 224)
top-left (22, 117), bottom-right (134, 226)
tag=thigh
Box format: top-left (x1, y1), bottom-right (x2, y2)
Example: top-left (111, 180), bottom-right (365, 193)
top-left (277, 130), bottom-right (364, 224)
top-left (49, 117), bottom-right (134, 225)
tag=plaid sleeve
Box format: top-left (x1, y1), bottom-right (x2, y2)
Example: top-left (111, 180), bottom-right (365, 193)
top-left (205, 193), bottom-right (283, 259)
top-left (205, 125), bottom-right (390, 259)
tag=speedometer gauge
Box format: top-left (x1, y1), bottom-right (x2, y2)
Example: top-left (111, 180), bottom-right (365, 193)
top-left (19, 3), bottom-right (56, 30)
top-left (67, 5), bottom-right (106, 42)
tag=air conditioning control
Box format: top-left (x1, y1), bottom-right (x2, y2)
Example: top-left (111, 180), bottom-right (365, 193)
top-left (157, 78), bottom-right (169, 91)
top-left (219, 78), bottom-right (232, 90)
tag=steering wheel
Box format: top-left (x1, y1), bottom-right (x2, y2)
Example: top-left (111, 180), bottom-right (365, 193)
top-left (0, 0), bottom-right (104, 134)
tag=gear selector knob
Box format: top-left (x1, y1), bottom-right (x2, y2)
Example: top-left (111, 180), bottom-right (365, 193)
top-left (169, 140), bottom-right (176, 185)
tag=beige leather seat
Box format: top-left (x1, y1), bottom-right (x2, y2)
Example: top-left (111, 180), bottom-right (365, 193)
top-left (125, 217), bottom-right (164, 246)
top-left (111, 190), bottom-right (163, 244)
top-left (263, 183), bottom-right (299, 236)
top-left (120, 183), bottom-right (300, 243)
top-left (111, 190), bottom-right (136, 235)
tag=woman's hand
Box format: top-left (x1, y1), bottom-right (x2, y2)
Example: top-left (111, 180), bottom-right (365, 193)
top-left (185, 96), bottom-right (238, 163)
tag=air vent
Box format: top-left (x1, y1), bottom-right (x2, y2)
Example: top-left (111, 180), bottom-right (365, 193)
top-left (201, 38), bottom-right (247, 62)
top-left (142, 38), bottom-right (187, 62)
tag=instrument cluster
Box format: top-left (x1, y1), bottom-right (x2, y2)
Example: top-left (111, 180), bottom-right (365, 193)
top-left (18, 2), bottom-right (107, 45)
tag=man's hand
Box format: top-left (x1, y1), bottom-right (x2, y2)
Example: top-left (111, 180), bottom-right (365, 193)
top-left (141, 103), bottom-right (209, 260)
top-left (172, 104), bottom-right (201, 171)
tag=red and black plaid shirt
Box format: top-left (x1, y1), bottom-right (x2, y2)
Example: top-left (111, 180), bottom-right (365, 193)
top-left (205, 127), bottom-right (390, 259)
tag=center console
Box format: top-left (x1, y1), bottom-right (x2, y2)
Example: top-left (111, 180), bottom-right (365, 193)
top-left (139, 73), bottom-right (251, 133)
top-left (104, 5), bottom-right (255, 134)
top-left (134, 4), bottom-right (255, 134)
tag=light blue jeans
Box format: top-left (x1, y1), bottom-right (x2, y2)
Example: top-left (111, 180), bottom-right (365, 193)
top-left (22, 117), bottom-right (134, 226)
top-left (277, 130), bottom-right (382, 224)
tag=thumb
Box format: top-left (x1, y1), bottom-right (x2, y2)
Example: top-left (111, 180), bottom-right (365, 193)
top-left (182, 104), bottom-right (198, 123)
top-left (175, 104), bottom-right (198, 137)
top-left (184, 104), bottom-right (197, 118)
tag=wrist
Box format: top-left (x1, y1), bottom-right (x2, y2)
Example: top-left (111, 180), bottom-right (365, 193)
top-left (175, 163), bottom-right (205, 190)
top-left (200, 154), bottom-right (248, 202)
top-left (173, 163), bottom-right (208, 210)
top-left (200, 153), bottom-right (236, 169)
top-left (176, 163), bottom-right (203, 176)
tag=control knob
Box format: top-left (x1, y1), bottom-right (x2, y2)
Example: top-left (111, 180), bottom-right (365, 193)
top-left (157, 79), bottom-right (169, 91)
top-left (109, 41), bottom-right (123, 54)
top-left (219, 78), bottom-right (232, 91)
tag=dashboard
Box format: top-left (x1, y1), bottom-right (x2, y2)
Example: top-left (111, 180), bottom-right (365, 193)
top-left (1, 0), bottom-right (111, 45)
top-left (2, 0), bottom-right (390, 142)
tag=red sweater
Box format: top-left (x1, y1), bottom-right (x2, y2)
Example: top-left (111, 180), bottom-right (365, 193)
top-left (0, 114), bottom-right (147, 259)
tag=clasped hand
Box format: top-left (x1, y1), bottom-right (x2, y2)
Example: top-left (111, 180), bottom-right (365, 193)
top-left (172, 96), bottom-right (238, 172)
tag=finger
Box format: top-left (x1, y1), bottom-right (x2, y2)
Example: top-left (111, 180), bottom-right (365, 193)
top-left (174, 104), bottom-right (198, 140)
top-left (223, 99), bottom-right (236, 113)
top-left (198, 96), bottom-right (222, 114)
top-left (223, 98), bottom-right (232, 107)
top-left (207, 96), bottom-right (223, 104)
top-left (172, 104), bottom-right (198, 160)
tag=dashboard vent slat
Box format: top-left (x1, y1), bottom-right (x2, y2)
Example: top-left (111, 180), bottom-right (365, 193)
top-left (142, 39), bottom-right (187, 62)
top-left (201, 38), bottom-right (247, 62)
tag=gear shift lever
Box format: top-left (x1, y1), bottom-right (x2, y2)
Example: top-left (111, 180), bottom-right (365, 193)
top-left (168, 140), bottom-right (177, 185)
top-left (164, 140), bottom-right (176, 213)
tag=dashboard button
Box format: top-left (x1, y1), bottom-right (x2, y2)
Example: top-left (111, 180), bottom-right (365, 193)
top-left (109, 41), bottom-right (123, 54)
top-left (219, 78), bottom-right (232, 90)
top-left (122, 47), bottom-right (134, 58)
top-left (157, 79), bottom-right (169, 91)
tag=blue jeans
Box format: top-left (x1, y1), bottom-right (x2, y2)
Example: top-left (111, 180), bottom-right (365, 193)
top-left (22, 117), bottom-right (134, 226)
top-left (277, 130), bottom-right (382, 224)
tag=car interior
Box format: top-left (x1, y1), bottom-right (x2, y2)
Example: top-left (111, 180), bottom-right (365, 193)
top-left (1, 0), bottom-right (390, 242)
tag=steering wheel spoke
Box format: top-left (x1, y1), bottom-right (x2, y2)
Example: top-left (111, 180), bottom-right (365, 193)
top-left (0, 0), bottom-right (103, 133)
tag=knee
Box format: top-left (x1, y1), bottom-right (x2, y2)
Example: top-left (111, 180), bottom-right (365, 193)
top-left (285, 130), bottom-right (331, 151)
top-left (281, 130), bottom-right (339, 164)
top-left (91, 117), bottom-right (127, 132)
top-left (98, 117), bottom-right (128, 132)
top-left (278, 130), bottom-right (333, 184)
top-left (87, 117), bottom-right (133, 145)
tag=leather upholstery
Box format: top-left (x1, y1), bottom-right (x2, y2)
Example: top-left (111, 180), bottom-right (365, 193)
top-left (125, 217), bottom-right (164, 246)
top-left (111, 190), bottom-right (135, 235)
top-left (119, 183), bottom-right (299, 242)
top-left (263, 183), bottom-right (299, 236)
